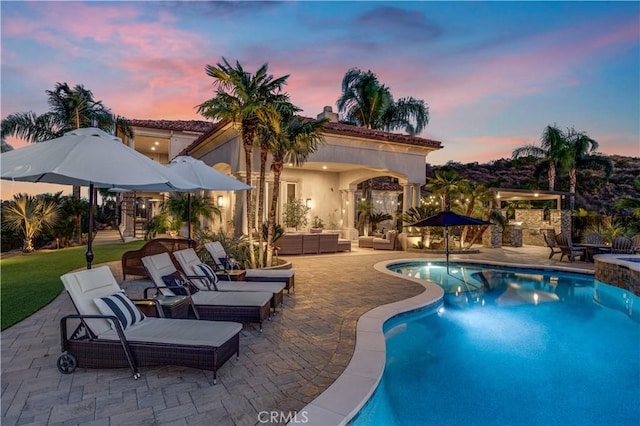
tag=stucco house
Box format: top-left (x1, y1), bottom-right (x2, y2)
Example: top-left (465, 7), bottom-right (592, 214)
top-left (120, 107), bottom-right (443, 240)
top-left (118, 119), bottom-right (215, 238)
top-left (178, 106), bottom-right (442, 240)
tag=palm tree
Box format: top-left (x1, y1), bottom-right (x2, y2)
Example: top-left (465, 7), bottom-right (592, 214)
top-left (336, 68), bottom-right (429, 135)
top-left (1, 82), bottom-right (131, 242)
top-left (262, 113), bottom-right (326, 266)
top-left (2, 194), bottom-right (59, 252)
top-left (426, 169), bottom-right (466, 211)
top-left (512, 125), bottom-right (568, 192)
top-left (563, 128), bottom-right (614, 211)
top-left (197, 58), bottom-right (291, 266)
top-left (457, 182), bottom-right (493, 249)
top-left (1, 83), bottom-right (115, 143)
top-left (401, 203), bottom-right (440, 246)
top-left (1, 137), bottom-right (13, 152)
top-left (165, 193), bottom-right (221, 240)
top-left (255, 102), bottom-right (299, 266)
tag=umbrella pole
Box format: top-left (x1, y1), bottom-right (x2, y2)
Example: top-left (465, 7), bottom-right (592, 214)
top-left (187, 193), bottom-right (192, 248)
top-left (445, 226), bottom-right (449, 274)
top-left (86, 183), bottom-right (95, 269)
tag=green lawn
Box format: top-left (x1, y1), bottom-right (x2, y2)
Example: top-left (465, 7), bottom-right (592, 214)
top-left (1, 240), bottom-right (146, 330)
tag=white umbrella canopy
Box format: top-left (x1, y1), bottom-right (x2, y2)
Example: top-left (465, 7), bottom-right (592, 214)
top-left (1, 128), bottom-right (194, 191)
top-left (0, 128), bottom-right (196, 268)
top-left (166, 156), bottom-right (252, 192)
top-left (166, 156), bottom-right (252, 246)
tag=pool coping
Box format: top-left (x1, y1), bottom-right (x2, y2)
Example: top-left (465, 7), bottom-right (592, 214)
top-left (297, 258), bottom-right (596, 426)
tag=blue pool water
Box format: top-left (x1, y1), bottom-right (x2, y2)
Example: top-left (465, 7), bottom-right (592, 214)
top-left (352, 262), bottom-right (640, 426)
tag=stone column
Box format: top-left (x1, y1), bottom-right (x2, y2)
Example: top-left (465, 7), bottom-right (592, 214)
top-left (401, 184), bottom-right (411, 229)
top-left (341, 188), bottom-right (358, 240)
top-left (411, 183), bottom-right (421, 208)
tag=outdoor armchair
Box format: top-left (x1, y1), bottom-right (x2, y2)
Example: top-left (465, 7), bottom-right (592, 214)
top-left (372, 230), bottom-right (398, 250)
top-left (555, 234), bottom-right (586, 262)
top-left (58, 266), bottom-right (241, 384)
top-left (611, 236), bottom-right (634, 254)
top-left (142, 252), bottom-right (272, 331)
top-left (584, 233), bottom-right (604, 244)
top-left (543, 232), bottom-right (562, 259)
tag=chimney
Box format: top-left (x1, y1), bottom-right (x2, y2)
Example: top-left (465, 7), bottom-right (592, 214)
top-left (317, 106), bottom-right (339, 122)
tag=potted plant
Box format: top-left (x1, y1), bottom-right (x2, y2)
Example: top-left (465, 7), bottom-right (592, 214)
top-left (282, 199), bottom-right (310, 231)
top-left (310, 216), bottom-right (325, 233)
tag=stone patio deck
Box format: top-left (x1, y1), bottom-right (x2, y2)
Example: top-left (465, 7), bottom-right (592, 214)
top-left (1, 246), bottom-right (594, 425)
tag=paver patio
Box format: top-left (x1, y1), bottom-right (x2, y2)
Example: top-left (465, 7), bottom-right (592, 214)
top-left (1, 246), bottom-right (593, 425)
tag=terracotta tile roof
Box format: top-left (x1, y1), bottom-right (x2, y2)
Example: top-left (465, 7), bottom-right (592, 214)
top-left (321, 121), bottom-right (442, 149)
top-left (180, 117), bottom-right (442, 155)
top-left (129, 119), bottom-right (215, 133)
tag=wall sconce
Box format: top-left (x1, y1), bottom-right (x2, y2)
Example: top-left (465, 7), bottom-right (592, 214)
top-left (305, 198), bottom-right (312, 208)
top-left (217, 195), bottom-right (224, 207)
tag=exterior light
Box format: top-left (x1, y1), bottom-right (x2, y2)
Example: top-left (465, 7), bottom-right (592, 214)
top-left (306, 198), bottom-right (312, 208)
top-left (322, 165), bottom-right (327, 170)
top-left (217, 195), bottom-right (224, 207)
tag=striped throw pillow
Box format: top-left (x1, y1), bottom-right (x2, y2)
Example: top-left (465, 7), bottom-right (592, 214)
top-left (94, 292), bottom-right (145, 330)
top-left (196, 263), bottom-right (219, 290)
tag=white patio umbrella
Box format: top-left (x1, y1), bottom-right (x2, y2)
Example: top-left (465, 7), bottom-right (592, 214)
top-left (166, 156), bottom-right (252, 246)
top-left (0, 127), bottom-right (194, 268)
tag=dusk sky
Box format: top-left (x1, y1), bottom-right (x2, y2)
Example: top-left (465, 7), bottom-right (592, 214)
top-left (1, 1), bottom-right (639, 199)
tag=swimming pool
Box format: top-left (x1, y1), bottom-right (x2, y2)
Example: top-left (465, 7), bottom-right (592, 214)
top-left (351, 261), bottom-right (640, 425)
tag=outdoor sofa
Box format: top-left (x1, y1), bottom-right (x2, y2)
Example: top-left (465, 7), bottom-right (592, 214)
top-left (58, 266), bottom-right (241, 384)
top-left (275, 233), bottom-right (351, 255)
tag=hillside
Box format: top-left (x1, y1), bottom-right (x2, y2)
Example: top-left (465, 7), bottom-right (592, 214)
top-left (431, 155), bottom-right (640, 215)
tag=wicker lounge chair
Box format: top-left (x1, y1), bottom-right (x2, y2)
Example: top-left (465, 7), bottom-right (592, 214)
top-left (204, 241), bottom-right (296, 294)
top-left (555, 234), bottom-right (586, 262)
top-left (142, 252), bottom-right (272, 331)
top-left (172, 248), bottom-right (285, 311)
top-left (58, 266), bottom-right (241, 383)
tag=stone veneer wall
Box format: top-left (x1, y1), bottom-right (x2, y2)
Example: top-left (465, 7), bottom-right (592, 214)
top-left (507, 209), bottom-right (572, 247)
top-left (481, 208), bottom-right (572, 248)
top-left (483, 225), bottom-right (502, 248)
top-left (595, 257), bottom-right (640, 296)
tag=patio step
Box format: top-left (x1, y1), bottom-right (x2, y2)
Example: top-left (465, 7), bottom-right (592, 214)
top-left (93, 229), bottom-right (124, 244)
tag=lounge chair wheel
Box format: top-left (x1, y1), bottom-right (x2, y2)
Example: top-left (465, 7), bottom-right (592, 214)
top-left (57, 352), bottom-right (77, 374)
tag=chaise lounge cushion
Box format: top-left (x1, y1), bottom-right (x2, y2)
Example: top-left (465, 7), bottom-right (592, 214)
top-left (97, 317), bottom-right (241, 347)
top-left (191, 289), bottom-right (272, 307)
top-left (94, 292), bottom-right (146, 330)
